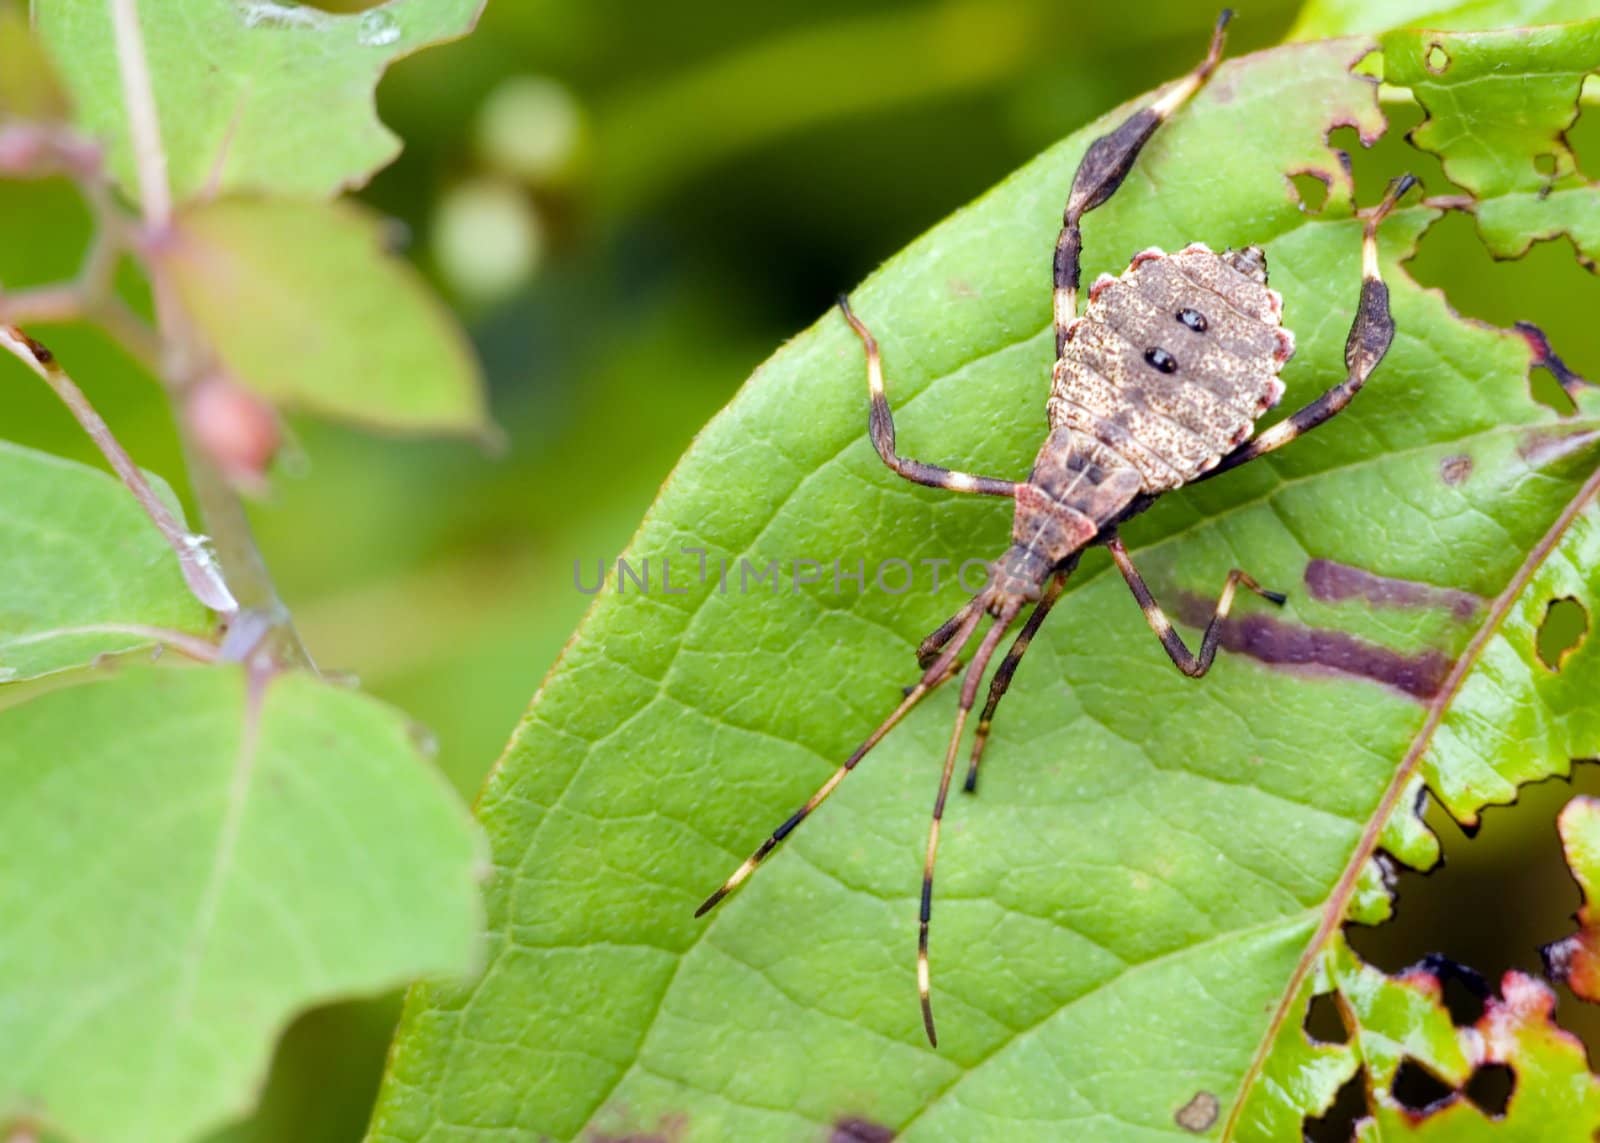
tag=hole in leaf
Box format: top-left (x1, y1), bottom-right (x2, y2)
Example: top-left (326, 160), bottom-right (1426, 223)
top-left (1425, 43), bottom-right (1451, 74)
top-left (1408, 210), bottom-right (1600, 393)
top-left (1289, 171), bottom-right (1331, 214)
top-left (1303, 1070), bottom-right (1367, 1142)
top-left (1351, 47), bottom-right (1383, 81)
top-left (1465, 1062), bottom-right (1515, 1118)
top-left (1534, 152), bottom-right (1559, 176)
top-left (1304, 990), bottom-right (1350, 1044)
top-left (1530, 368), bottom-right (1580, 416)
top-left (1393, 1058), bottom-right (1456, 1113)
top-left (1348, 764), bottom-right (1600, 1062)
top-left (1417, 952), bottom-right (1490, 1025)
top-left (1537, 597), bottom-right (1590, 671)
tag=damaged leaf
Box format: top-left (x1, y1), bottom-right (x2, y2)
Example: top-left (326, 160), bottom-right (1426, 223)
top-left (1383, 20), bottom-right (1600, 266)
top-left (1355, 973), bottom-right (1600, 1138)
top-left (368, 29), bottom-right (1600, 1143)
top-left (1542, 796), bottom-right (1600, 1002)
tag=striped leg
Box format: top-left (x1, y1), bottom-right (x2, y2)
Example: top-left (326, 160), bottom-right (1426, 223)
top-left (964, 567), bottom-right (1074, 794)
top-left (918, 609), bottom-right (1018, 1046)
top-left (1200, 174), bottom-right (1415, 480)
top-left (839, 299), bottom-right (1019, 498)
top-left (695, 605), bottom-right (982, 919)
top-left (1054, 9), bottom-right (1230, 355)
top-left (1106, 535), bottom-right (1284, 678)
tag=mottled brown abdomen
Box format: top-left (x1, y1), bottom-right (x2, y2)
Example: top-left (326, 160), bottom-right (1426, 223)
top-left (1048, 243), bottom-right (1295, 493)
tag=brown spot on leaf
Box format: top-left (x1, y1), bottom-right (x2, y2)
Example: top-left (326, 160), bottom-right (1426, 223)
top-left (1173, 594), bottom-right (1453, 700)
top-left (1304, 558), bottom-right (1482, 620)
top-left (831, 1117), bottom-right (894, 1142)
top-left (1174, 1090), bottom-right (1219, 1132)
top-left (1439, 454), bottom-right (1473, 485)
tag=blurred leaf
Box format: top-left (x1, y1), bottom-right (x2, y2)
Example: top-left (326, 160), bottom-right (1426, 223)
top-left (367, 28), bottom-right (1600, 1142)
top-left (32, 0), bottom-right (483, 203)
top-left (1543, 796), bottom-right (1600, 1002)
top-left (0, 2), bottom-right (71, 121)
top-left (0, 665), bottom-right (484, 1143)
top-left (595, 0), bottom-right (1039, 213)
top-left (0, 440), bottom-right (206, 680)
top-left (158, 197), bottom-right (486, 433)
top-left (1289, 0), bottom-right (1594, 40)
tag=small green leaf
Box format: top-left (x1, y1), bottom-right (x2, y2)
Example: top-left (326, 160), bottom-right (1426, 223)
top-left (157, 197), bottom-right (487, 433)
top-left (1384, 20), bottom-right (1600, 261)
top-left (1385, 22), bottom-right (1600, 198)
top-left (33, 0), bottom-right (483, 203)
top-left (0, 665), bottom-right (485, 1143)
top-left (0, 440), bottom-right (207, 680)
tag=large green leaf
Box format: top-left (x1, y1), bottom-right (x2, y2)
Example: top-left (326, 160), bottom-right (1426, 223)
top-left (369, 31), bottom-right (1600, 1143)
top-left (32, 0), bottom-right (483, 203)
top-left (0, 440), bottom-right (207, 680)
top-left (0, 666), bottom-right (485, 1143)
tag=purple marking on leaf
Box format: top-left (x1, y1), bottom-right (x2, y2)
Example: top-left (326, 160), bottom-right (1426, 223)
top-left (1304, 559), bottom-right (1483, 620)
top-left (1173, 595), bottom-right (1453, 700)
top-left (832, 1118), bottom-right (895, 1143)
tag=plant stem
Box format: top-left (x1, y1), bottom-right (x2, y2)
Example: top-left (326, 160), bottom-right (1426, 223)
top-left (104, 0), bottom-right (312, 668)
top-left (0, 324), bottom-right (237, 614)
top-left (108, 0), bottom-right (171, 228)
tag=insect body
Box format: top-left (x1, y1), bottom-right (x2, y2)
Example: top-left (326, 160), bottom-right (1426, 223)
top-left (697, 10), bottom-right (1416, 1046)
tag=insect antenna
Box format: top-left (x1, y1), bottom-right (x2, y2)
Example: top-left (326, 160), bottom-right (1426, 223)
top-left (695, 604), bottom-right (985, 919)
top-left (918, 608), bottom-right (1018, 1046)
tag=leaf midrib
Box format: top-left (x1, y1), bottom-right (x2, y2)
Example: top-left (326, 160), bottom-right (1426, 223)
top-left (1219, 454), bottom-right (1600, 1140)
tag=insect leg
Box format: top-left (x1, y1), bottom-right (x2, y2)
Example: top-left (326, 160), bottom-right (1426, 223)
top-left (918, 611), bottom-right (1015, 1046)
top-left (1200, 174), bottom-right (1416, 480)
top-left (916, 594), bottom-right (986, 669)
top-left (839, 298), bottom-right (1019, 499)
top-left (1054, 9), bottom-right (1230, 356)
top-left (695, 605), bottom-right (983, 919)
top-left (965, 560), bottom-right (1079, 793)
top-left (1105, 534), bottom-right (1284, 678)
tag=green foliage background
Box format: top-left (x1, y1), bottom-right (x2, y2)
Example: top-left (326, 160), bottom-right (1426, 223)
top-left (5, 0), bottom-right (1600, 1139)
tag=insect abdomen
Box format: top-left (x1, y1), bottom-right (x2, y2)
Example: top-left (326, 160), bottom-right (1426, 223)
top-left (1048, 244), bottom-right (1295, 493)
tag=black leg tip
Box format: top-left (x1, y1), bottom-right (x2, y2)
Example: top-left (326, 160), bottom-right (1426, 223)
top-left (1264, 589), bottom-right (1288, 606)
top-left (693, 893), bottom-right (722, 918)
top-left (962, 771), bottom-right (979, 795)
top-left (1217, 8), bottom-right (1234, 29)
